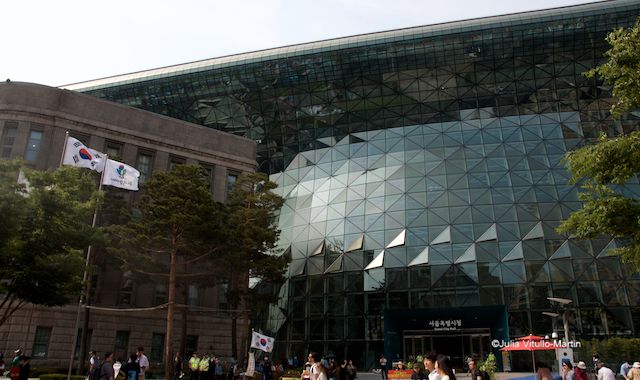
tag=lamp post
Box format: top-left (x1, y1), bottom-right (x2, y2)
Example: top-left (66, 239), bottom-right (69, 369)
top-left (547, 297), bottom-right (572, 342)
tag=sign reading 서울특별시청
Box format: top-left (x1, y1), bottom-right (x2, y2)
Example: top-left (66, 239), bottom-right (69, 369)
top-left (428, 319), bottom-right (462, 331)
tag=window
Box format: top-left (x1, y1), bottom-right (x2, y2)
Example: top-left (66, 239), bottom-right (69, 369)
top-left (119, 272), bottom-right (135, 305)
top-left (137, 152), bottom-right (153, 183)
top-left (169, 156), bottom-right (185, 170)
top-left (105, 141), bottom-right (123, 160)
top-left (114, 331), bottom-right (130, 361)
top-left (74, 328), bottom-right (93, 359)
top-left (25, 129), bottom-right (43, 162)
top-left (154, 283), bottom-right (167, 305)
top-left (185, 335), bottom-right (198, 355)
top-left (199, 164), bottom-right (215, 192)
top-left (32, 326), bottom-right (52, 358)
top-left (226, 172), bottom-right (238, 199)
top-left (1, 122), bottom-right (17, 158)
top-left (150, 333), bottom-right (165, 363)
top-left (218, 282), bottom-right (229, 309)
top-left (188, 284), bottom-right (200, 306)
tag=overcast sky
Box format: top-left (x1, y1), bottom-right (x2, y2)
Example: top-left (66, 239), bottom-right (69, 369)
top-left (2, 0), bottom-right (598, 87)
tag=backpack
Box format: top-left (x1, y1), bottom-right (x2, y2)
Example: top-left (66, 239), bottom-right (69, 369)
top-left (90, 363), bottom-right (105, 380)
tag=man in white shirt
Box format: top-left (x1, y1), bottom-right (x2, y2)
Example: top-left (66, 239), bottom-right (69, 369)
top-left (422, 353), bottom-right (441, 380)
top-left (136, 347), bottom-right (150, 380)
top-left (597, 362), bottom-right (616, 380)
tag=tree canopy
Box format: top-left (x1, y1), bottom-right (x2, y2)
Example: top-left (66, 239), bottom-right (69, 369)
top-left (0, 160), bottom-right (101, 326)
top-left (585, 17), bottom-right (640, 118)
top-left (558, 18), bottom-right (640, 269)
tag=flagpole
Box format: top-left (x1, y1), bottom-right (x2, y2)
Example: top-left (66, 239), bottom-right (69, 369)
top-left (66, 156), bottom-right (107, 380)
top-left (59, 131), bottom-right (69, 168)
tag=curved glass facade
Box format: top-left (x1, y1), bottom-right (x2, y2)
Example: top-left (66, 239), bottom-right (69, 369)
top-left (71, 0), bottom-right (640, 368)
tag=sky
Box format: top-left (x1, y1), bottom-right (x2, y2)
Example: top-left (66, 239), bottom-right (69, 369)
top-left (2, 0), bottom-right (599, 87)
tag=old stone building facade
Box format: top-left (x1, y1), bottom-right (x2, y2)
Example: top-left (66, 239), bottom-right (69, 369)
top-left (0, 82), bottom-right (256, 370)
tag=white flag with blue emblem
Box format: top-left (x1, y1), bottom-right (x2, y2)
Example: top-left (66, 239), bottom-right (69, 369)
top-left (250, 331), bottom-right (274, 353)
top-left (62, 136), bottom-right (106, 172)
top-left (102, 159), bottom-right (140, 191)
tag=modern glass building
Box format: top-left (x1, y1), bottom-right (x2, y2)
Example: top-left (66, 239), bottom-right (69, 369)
top-left (64, 0), bottom-right (640, 370)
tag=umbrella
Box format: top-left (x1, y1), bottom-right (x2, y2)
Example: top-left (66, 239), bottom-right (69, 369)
top-left (516, 334), bottom-right (544, 341)
top-left (501, 335), bottom-right (555, 376)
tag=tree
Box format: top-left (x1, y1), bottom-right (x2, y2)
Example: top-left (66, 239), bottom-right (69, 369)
top-left (585, 17), bottom-right (640, 118)
top-left (0, 160), bottom-right (100, 326)
top-left (108, 165), bottom-right (222, 380)
top-left (558, 18), bottom-right (640, 269)
top-left (222, 172), bottom-right (288, 359)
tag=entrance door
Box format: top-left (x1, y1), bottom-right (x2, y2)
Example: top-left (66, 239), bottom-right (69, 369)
top-left (403, 329), bottom-right (491, 371)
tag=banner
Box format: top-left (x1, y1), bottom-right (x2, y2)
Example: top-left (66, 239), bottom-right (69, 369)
top-left (62, 136), bottom-right (105, 172)
top-left (245, 352), bottom-right (255, 377)
top-left (102, 159), bottom-right (140, 191)
top-left (250, 331), bottom-right (274, 353)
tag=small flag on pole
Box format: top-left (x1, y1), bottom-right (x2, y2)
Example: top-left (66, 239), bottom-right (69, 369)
top-left (62, 136), bottom-right (106, 172)
top-left (102, 159), bottom-right (140, 191)
top-left (250, 331), bottom-right (274, 353)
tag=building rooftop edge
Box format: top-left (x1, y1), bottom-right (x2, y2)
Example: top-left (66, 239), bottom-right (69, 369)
top-left (60, 0), bottom-right (634, 91)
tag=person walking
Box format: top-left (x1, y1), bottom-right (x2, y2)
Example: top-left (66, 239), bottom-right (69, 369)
top-left (174, 352), bottom-right (184, 380)
top-left (626, 362), bottom-right (640, 380)
top-left (379, 355), bottom-right (388, 380)
top-left (411, 363), bottom-right (427, 380)
top-left (423, 353), bottom-right (441, 380)
top-left (122, 354), bottom-right (141, 380)
top-left (597, 362), bottom-right (616, 380)
top-left (435, 355), bottom-right (455, 380)
top-left (100, 353), bottom-right (115, 380)
top-left (574, 362), bottom-right (589, 380)
top-left (136, 348), bottom-right (150, 380)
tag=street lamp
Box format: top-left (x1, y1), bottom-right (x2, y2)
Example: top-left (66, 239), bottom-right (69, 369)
top-left (547, 297), bottom-right (572, 342)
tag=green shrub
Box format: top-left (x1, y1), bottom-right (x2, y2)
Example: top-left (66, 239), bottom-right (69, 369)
top-left (479, 353), bottom-right (497, 379)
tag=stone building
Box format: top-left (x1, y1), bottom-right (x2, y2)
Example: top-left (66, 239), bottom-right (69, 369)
top-left (0, 82), bottom-right (256, 370)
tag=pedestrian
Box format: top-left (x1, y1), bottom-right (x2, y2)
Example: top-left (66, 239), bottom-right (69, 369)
top-left (114, 357), bottom-right (124, 380)
top-left (468, 360), bottom-right (482, 380)
top-left (174, 352), bottom-right (183, 380)
top-left (435, 355), bottom-right (455, 380)
top-left (561, 362), bottom-right (573, 380)
top-left (411, 363), bottom-right (427, 380)
top-left (10, 349), bottom-right (22, 380)
top-left (18, 356), bottom-right (30, 380)
top-left (597, 362), bottom-right (616, 380)
top-left (536, 362), bottom-right (553, 380)
top-left (328, 359), bottom-right (337, 380)
top-left (379, 355), bottom-right (388, 380)
top-left (621, 361), bottom-right (632, 379)
top-left (423, 353), bottom-right (440, 380)
top-left (136, 347), bottom-right (150, 380)
top-left (199, 353), bottom-right (210, 380)
top-left (101, 353), bottom-right (115, 380)
top-left (592, 353), bottom-right (600, 372)
top-left (215, 357), bottom-right (223, 380)
top-left (89, 351), bottom-right (100, 379)
top-left (315, 363), bottom-right (328, 380)
top-left (346, 360), bottom-right (356, 380)
top-left (308, 353), bottom-right (321, 380)
top-left (0, 352), bottom-right (5, 375)
top-left (263, 356), bottom-right (272, 380)
top-left (574, 362), bottom-right (589, 380)
top-left (122, 354), bottom-right (141, 380)
top-left (189, 353), bottom-right (200, 380)
top-left (626, 362), bottom-right (640, 380)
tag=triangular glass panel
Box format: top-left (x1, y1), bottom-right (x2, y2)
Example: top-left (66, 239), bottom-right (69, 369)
top-left (364, 250), bottom-right (385, 270)
top-left (431, 226), bottom-right (451, 245)
top-left (476, 223), bottom-right (497, 242)
top-left (290, 259), bottom-right (306, 276)
top-left (310, 240), bottom-right (325, 256)
top-left (408, 247), bottom-right (429, 266)
top-left (387, 229), bottom-right (406, 248)
top-left (458, 262), bottom-right (479, 283)
top-left (502, 242), bottom-right (524, 262)
top-left (455, 244), bottom-right (476, 264)
top-left (549, 240), bottom-right (571, 260)
top-left (346, 234), bottom-right (364, 252)
top-left (324, 255), bottom-right (343, 273)
top-left (523, 222), bottom-right (544, 240)
top-left (597, 239), bottom-right (617, 258)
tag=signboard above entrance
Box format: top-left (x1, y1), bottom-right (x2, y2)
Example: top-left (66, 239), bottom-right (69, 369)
top-left (428, 319), bottom-right (462, 331)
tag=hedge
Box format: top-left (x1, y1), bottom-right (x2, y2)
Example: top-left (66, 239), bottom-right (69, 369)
top-left (39, 374), bottom-right (86, 380)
